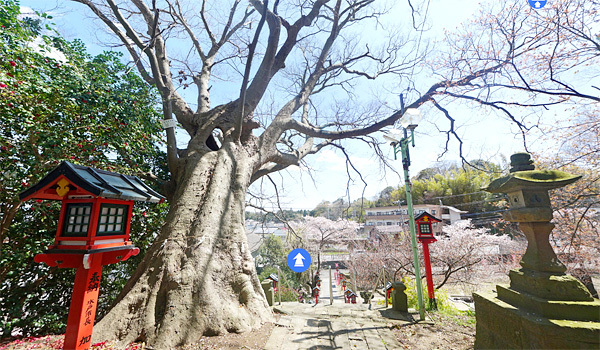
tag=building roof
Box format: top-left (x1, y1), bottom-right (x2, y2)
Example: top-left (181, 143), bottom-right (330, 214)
top-left (365, 204), bottom-right (467, 214)
top-left (20, 161), bottom-right (164, 203)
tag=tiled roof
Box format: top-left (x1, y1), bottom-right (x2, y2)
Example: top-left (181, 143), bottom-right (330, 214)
top-left (20, 161), bottom-right (164, 203)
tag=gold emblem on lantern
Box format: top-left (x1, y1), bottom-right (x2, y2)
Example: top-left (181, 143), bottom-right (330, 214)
top-left (56, 178), bottom-right (71, 197)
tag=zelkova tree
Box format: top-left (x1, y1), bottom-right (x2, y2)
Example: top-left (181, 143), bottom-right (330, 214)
top-left (65, 0), bottom-right (594, 347)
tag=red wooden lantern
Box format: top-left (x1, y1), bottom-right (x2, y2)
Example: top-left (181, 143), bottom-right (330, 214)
top-left (413, 211), bottom-right (441, 309)
top-left (349, 291), bottom-right (357, 304)
top-left (344, 288), bottom-right (351, 303)
top-left (19, 161), bottom-right (164, 350)
top-left (414, 211), bottom-right (441, 243)
top-left (313, 286), bottom-right (320, 304)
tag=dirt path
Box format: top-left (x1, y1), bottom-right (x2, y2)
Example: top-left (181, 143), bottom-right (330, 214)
top-left (265, 302), bottom-right (408, 350)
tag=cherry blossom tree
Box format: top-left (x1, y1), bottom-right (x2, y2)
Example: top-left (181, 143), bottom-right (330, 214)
top-left (348, 220), bottom-right (523, 293)
top-left (429, 220), bottom-right (522, 289)
top-left (430, 0), bottom-right (599, 159)
top-left (291, 216), bottom-right (358, 273)
top-left (544, 163), bottom-right (600, 297)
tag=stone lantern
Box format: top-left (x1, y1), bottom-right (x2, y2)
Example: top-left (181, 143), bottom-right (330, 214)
top-left (474, 153), bottom-right (599, 349)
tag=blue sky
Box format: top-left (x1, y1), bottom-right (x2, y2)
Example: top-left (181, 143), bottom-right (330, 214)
top-left (20, 0), bottom-right (558, 210)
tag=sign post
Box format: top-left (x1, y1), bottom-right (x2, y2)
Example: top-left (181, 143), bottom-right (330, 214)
top-left (277, 266), bottom-right (282, 305)
top-left (329, 266), bottom-right (333, 305)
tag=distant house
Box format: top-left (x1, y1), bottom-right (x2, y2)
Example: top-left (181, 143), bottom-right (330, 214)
top-left (245, 220), bottom-right (289, 255)
top-left (364, 204), bottom-right (466, 236)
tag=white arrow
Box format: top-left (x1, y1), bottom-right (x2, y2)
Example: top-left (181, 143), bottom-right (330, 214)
top-left (535, 1), bottom-right (541, 8)
top-left (293, 253), bottom-right (305, 267)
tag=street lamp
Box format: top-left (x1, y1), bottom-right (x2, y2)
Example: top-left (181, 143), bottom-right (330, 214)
top-left (383, 107), bottom-right (426, 321)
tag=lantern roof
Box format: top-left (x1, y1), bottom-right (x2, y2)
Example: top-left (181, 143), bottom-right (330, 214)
top-left (414, 211), bottom-right (441, 223)
top-left (267, 273), bottom-right (279, 282)
top-left (19, 161), bottom-right (165, 203)
top-left (484, 170), bottom-right (581, 193)
top-left (484, 153), bottom-right (580, 194)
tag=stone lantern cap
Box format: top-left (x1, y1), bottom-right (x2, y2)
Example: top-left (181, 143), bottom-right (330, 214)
top-left (484, 153), bottom-right (581, 193)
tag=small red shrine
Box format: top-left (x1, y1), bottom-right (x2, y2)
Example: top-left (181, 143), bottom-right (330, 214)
top-left (386, 281), bottom-right (393, 301)
top-left (266, 273), bottom-right (279, 291)
top-left (19, 161), bottom-right (164, 350)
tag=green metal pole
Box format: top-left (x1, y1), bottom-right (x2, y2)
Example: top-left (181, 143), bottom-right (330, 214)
top-left (399, 132), bottom-right (426, 321)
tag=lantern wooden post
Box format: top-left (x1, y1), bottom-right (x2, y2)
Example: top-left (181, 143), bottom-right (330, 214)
top-left (421, 241), bottom-right (436, 309)
top-left (64, 257), bottom-right (103, 350)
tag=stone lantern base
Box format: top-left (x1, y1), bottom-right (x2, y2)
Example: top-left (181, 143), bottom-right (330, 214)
top-left (474, 268), bottom-right (600, 349)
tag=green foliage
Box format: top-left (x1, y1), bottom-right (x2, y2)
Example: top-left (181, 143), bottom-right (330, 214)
top-left (373, 161), bottom-right (507, 215)
top-left (256, 235), bottom-right (309, 295)
top-left (258, 265), bottom-right (302, 291)
top-left (245, 209), bottom-right (308, 222)
top-left (256, 235), bottom-right (286, 268)
top-left (374, 186), bottom-right (397, 207)
top-left (0, 0), bottom-right (167, 338)
top-left (309, 197), bottom-right (374, 222)
top-left (402, 277), bottom-right (457, 313)
top-left (275, 286), bottom-right (300, 302)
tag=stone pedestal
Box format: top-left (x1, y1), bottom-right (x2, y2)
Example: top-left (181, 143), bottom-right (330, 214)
top-left (261, 280), bottom-right (274, 306)
top-left (475, 153), bottom-right (600, 349)
top-left (474, 291), bottom-right (600, 349)
top-left (392, 282), bottom-right (408, 312)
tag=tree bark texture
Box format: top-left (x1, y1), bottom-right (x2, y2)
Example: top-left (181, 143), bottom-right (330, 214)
top-left (93, 143), bottom-right (272, 348)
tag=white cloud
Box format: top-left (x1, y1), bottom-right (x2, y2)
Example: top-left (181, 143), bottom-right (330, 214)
top-left (314, 149), bottom-right (346, 171)
top-left (28, 37), bottom-right (68, 63)
top-left (19, 6), bottom-right (68, 63)
top-left (19, 6), bottom-right (34, 16)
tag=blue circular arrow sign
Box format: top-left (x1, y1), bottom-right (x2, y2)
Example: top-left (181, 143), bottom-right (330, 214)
top-left (528, 0), bottom-right (547, 9)
top-left (287, 248), bottom-right (311, 273)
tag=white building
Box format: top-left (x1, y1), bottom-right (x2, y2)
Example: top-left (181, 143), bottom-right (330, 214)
top-left (245, 220), bottom-right (289, 253)
top-left (364, 204), bottom-right (466, 235)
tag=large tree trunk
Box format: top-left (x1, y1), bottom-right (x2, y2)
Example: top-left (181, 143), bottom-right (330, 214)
top-left (93, 143), bottom-right (273, 348)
